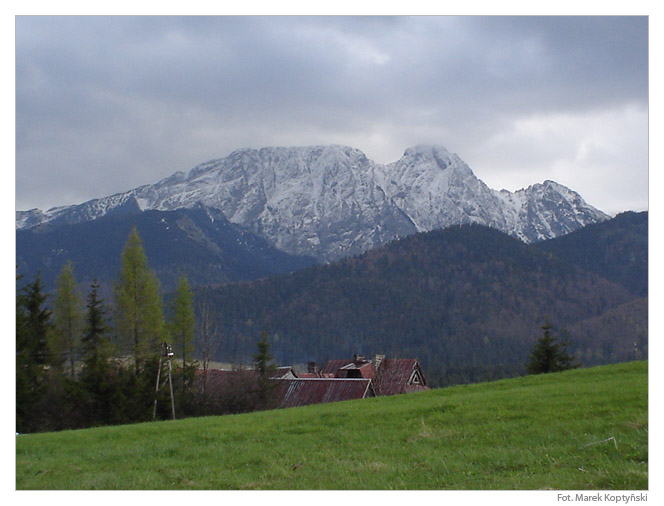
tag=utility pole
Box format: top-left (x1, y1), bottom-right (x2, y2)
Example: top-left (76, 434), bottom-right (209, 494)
top-left (153, 342), bottom-right (176, 421)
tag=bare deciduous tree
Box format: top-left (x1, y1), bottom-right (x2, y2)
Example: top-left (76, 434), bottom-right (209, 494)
top-left (195, 298), bottom-right (222, 397)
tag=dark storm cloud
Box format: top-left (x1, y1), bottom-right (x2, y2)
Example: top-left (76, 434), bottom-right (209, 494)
top-left (15, 16), bottom-right (648, 214)
top-left (465, 16), bottom-right (647, 104)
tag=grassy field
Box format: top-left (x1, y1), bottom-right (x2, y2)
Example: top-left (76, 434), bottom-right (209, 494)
top-left (15, 361), bottom-right (648, 490)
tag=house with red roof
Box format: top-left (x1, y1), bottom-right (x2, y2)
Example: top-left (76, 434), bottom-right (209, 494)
top-left (271, 377), bottom-right (375, 408)
top-left (196, 354), bottom-right (427, 414)
top-left (319, 354), bottom-right (428, 396)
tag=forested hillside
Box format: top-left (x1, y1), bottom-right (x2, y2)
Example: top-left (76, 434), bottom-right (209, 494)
top-left (197, 214), bottom-right (647, 386)
top-left (16, 205), bottom-right (317, 294)
top-left (535, 211), bottom-right (647, 296)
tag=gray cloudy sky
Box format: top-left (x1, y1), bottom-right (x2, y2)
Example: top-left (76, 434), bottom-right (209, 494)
top-left (15, 15), bottom-right (648, 215)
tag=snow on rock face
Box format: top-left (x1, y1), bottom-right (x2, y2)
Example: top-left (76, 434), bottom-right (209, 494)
top-left (494, 180), bottom-right (610, 242)
top-left (16, 145), bottom-right (609, 261)
top-left (377, 145), bottom-right (507, 233)
top-left (121, 145), bottom-right (417, 259)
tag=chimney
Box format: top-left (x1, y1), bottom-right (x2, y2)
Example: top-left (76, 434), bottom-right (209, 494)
top-left (373, 354), bottom-right (385, 371)
top-left (353, 354), bottom-right (365, 362)
top-left (307, 362), bottom-right (319, 374)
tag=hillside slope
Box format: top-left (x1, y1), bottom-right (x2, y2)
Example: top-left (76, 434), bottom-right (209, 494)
top-left (16, 361), bottom-right (648, 490)
top-left (197, 221), bottom-right (645, 385)
top-left (535, 211), bottom-right (648, 297)
top-left (16, 205), bottom-right (317, 293)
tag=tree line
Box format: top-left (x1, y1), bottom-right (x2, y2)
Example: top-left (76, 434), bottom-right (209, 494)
top-left (16, 227), bottom-right (234, 433)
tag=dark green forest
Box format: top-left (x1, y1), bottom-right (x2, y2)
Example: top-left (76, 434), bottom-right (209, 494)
top-left (534, 211), bottom-right (648, 296)
top-left (16, 205), bottom-right (317, 295)
top-left (195, 212), bottom-right (647, 386)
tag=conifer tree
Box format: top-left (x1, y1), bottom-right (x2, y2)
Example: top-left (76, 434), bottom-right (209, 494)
top-left (16, 273), bottom-right (52, 432)
top-left (252, 331), bottom-right (276, 408)
top-left (79, 280), bottom-right (115, 425)
top-left (114, 227), bottom-right (167, 373)
top-left (526, 322), bottom-right (581, 375)
top-left (20, 273), bottom-right (52, 365)
top-left (52, 261), bottom-right (83, 378)
top-left (82, 281), bottom-right (111, 368)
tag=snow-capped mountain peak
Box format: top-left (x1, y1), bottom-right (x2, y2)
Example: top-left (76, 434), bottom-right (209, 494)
top-left (16, 144), bottom-right (609, 261)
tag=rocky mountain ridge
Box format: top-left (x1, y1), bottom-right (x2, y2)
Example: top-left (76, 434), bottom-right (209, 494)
top-left (17, 144), bottom-right (609, 260)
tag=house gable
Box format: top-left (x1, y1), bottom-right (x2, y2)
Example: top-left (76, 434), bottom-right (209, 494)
top-left (320, 355), bottom-right (429, 397)
top-left (373, 358), bottom-right (429, 396)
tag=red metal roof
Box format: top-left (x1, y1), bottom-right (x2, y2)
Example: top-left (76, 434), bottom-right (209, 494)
top-left (195, 369), bottom-right (259, 394)
top-left (320, 359), bottom-right (353, 375)
top-left (271, 378), bottom-right (375, 408)
top-left (321, 359), bottom-right (376, 379)
top-left (195, 355), bottom-right (428, 411)
top-left (320, 357), bottom-right (428, 396)
top-left (296, 372), bottom-right (322, 378)
top-left (373, 358), bottom-right (428, 396)
top-left (195, 366), bottom-right (294, 388)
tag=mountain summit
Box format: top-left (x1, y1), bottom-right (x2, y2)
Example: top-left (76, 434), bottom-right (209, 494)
top-left (16, 144), bottom-right (609, 260)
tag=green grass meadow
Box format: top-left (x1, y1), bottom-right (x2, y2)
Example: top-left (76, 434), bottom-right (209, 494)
top-left (15, 361), bottom-right (647, 490)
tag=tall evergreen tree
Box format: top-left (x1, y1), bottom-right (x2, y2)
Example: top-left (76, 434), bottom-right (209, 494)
top-left (79, 280), bottom-right (116, 425)
top-left (252, 331), bottom-right (276, 408)
top-left (52, 261), bottom-right (83, 378)
top-left (82, 281), bottom-right (111, 368)
top-left (526, 322), bottom-right (581, 375)
top-left (20, 273), bottom-right (52, 365)
top-left (16, 271), bottom-right (29, 432)
top-left (16, 273), bottom-right (52, 432)
top-left (114, 227), bottom-right (167, 373)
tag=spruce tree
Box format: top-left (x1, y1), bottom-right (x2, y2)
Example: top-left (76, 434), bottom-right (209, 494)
top-left (252, 331), bottom-right (276, 408)
top-left (526, 322), bottom-right (581, 375)
top-left (79, 280), bottom-right (115, 425)
top-left (114, 227), bottom-right (167, 373)
top-left (16, 273), bottom-right (52, 432)
top-left (52, 261), bottom-right (83, 378)
top-left (82, 281), bottom-right (111, 368)
top-left (20, 273), bottom-right (52, 365)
